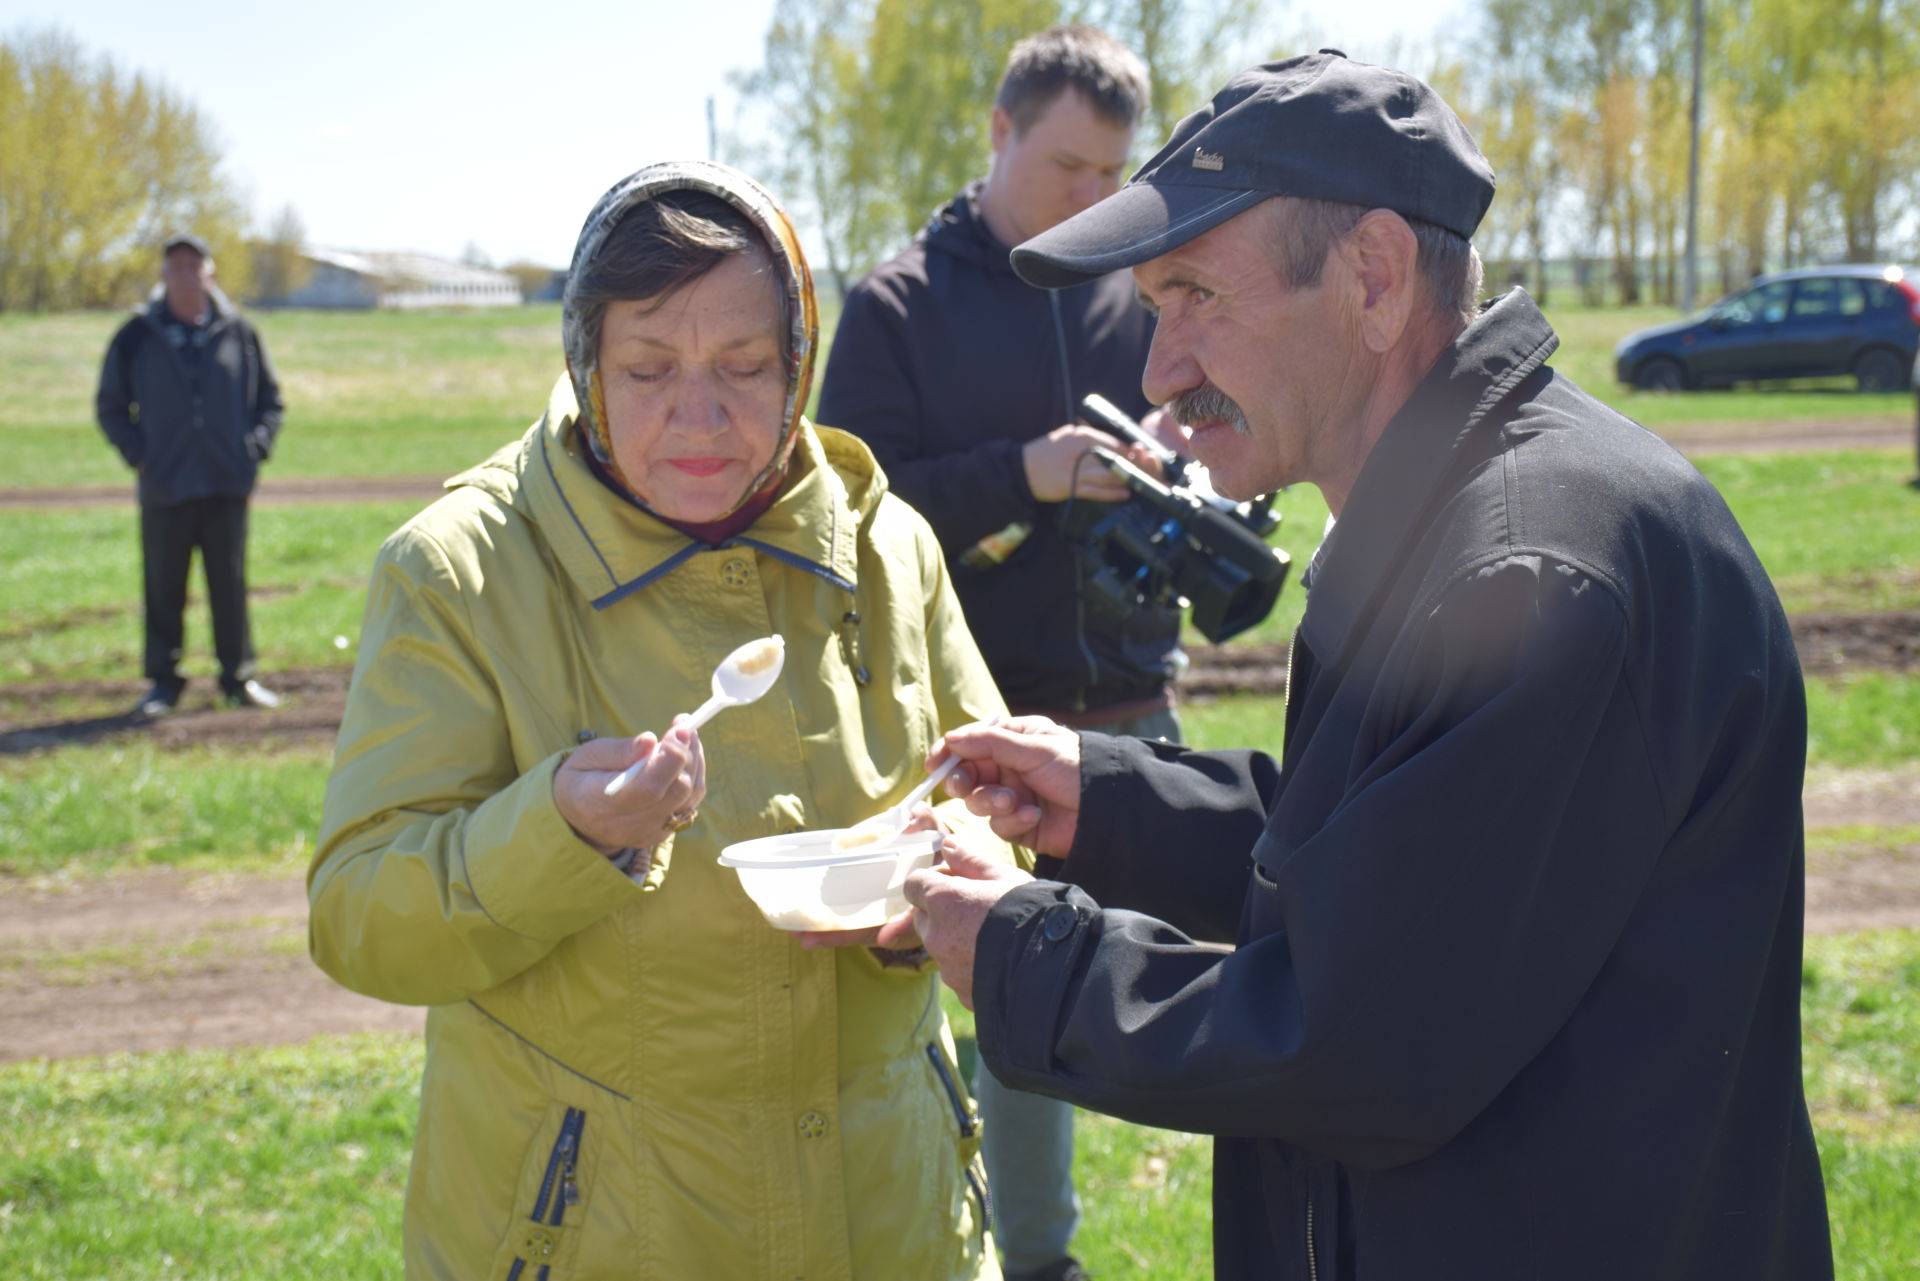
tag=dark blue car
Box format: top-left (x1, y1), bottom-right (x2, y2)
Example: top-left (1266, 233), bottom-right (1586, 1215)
top-left (1614, 264), bottom-right (1920, 391)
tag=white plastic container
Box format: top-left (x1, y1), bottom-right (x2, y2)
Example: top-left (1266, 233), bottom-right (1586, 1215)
top-left (719, 829), bottom-right (943, 932)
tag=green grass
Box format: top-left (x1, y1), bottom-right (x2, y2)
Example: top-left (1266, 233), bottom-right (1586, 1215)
top-left (1694, 451), bottom-right (1919, 613)
top-left (1801, 931), bottom-right (1920, 1280)
top-left (0, 741), bottom-right (329, 879)
top-left (0, 306), bottom-right (563, 490)
top-left (0, 502), bottom-right (420, 687)
top-left (1807, 673), bottom-right (1920, 770)
top-left (1182, 669), bottom-right (1920, 778)
top-left (0, 936), bottom-right (1910, 1279)
top-left (1539, 302), bottom-right (1918, 427)
top-left (0, 1035), bottom-right (415, 1279)
top-left (5, 301), bottom-right (1912, 495)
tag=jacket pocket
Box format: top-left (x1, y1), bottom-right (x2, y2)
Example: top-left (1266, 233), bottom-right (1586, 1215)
top-left (498, 1105), bottom-right (589, 1280)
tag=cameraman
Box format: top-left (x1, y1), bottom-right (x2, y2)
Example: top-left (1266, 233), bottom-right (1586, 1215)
top-left (819, 26), bottom-right (1169, 1281)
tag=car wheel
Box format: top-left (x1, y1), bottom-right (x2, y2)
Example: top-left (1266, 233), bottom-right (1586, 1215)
top-left (1853, 348), bottom-right (1909, 392)
top-left (1635, 357), bottom-right (1686, 391)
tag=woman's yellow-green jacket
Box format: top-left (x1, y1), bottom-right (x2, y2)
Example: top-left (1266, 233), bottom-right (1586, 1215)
top-left (310, 363), bottom-right (1011, 1278)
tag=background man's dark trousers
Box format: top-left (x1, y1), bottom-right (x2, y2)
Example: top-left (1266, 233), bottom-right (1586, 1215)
top-left (140, 494), bottom-right (256, 699)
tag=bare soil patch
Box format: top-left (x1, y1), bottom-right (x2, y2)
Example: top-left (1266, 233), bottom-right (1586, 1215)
top-left (0, 870), bottom-right (422, 1063)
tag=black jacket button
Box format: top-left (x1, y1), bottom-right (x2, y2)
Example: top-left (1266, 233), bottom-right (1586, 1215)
top-left (1041, 903), bottom-right (1078, 942)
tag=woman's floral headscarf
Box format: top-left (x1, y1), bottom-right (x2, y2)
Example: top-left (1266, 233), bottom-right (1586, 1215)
top-left (561, 160), bottom-right (819, 516)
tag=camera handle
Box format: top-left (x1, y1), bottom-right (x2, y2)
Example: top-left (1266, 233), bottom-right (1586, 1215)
top-left (1078, 393), bottom-right (1185, 482)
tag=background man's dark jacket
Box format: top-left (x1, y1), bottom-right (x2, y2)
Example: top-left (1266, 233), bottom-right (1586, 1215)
top-left (96, 290), bottom-right (283, 507)
top-left (819, 183), bottom-right (1178, 715)
top-left (972, 291), bottom-right (1832, 1279)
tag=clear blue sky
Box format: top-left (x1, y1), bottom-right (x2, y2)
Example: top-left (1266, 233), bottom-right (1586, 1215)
top-left (11, 0), bottom-right (1466, 269)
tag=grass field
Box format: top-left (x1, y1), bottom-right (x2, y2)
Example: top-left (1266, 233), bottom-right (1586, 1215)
top-left (1, 299), bottom-right (1913, 492)
top-left (2, 929), bottom-right (1913, 1279)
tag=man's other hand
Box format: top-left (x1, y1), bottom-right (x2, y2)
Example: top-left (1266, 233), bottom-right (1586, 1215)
top-left (1022, 424), bottom-right (1134, 502)
top-left (881, 832), bottom-right (1031, 1009)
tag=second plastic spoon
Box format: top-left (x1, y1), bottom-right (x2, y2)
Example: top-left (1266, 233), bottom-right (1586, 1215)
top-left (604, 634), bottom-right (785, 797)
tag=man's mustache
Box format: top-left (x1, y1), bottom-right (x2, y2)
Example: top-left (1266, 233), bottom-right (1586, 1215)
top-left (1168, 382), bottom-right (1249, 436)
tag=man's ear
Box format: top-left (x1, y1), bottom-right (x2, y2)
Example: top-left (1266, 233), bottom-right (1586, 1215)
top-left (1340, 210), bottom-right (1419, 354)
top-left (989, 106), bottom-right (1014, 155)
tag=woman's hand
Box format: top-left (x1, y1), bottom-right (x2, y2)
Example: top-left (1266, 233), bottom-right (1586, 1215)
top-left (554, 718), bottom-right (706, 858)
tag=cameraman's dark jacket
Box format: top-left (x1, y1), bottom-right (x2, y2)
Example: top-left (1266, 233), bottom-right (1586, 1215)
top-left (973, 291), bottom-right (1831, 1279)
top-left (96, 287), bottom-right (283, 508)
top-left (819, 182), bottom-right (1178, 717)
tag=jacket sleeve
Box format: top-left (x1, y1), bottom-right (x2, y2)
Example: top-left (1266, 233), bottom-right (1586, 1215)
top-left (95, 321), bottom-right (144, 467)
top-left (974, 556), bottom-right (1668, 1169)
top-left (817, 279), bottom-right (1035, 550)
top-left (308, 522), bottom-right (649, 1006)
top-left (1043, 731), bottom-right (1280, 942)
top-left (245, 320), bottom-right (284, 462)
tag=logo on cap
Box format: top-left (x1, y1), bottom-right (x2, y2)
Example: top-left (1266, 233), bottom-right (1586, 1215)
top-left (1191, 147), bottom-right (1225, 172)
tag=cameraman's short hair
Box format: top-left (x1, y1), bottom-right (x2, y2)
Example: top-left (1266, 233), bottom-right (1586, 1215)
top-left (571, 190), bottom-right (788, 368)
top-left (995, 25), bottom-right (1150, 134)
top-left (1262, 196), bottom-right (1484, 330)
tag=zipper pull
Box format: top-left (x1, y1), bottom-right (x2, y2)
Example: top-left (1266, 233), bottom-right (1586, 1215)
top-left (838, 610), bottom-right (870, 685)
top-left (557, 1131), bottom-right (580, 1209)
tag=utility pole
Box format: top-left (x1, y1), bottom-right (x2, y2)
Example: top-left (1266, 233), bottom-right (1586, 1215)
top-left (1682, 0), bottom-right (1703, 311)
top-left (707, 94), bottom-right (718, 161)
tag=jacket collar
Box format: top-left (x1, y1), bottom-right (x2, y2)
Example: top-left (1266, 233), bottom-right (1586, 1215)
top-left (142, 283), bottom-right (236, 331)
top-left (922, 181), bottom-right (1019, 275)
top-left (460, 376), bottom-right (872, 611)
top-left (1299, 288), bottom-right (1560, 664)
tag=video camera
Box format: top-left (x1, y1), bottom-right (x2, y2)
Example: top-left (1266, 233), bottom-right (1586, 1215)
top-left (1061, 394), bottom-right (1291, 644)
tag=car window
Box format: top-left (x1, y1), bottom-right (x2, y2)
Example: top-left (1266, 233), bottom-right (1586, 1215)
top-left (1791, 277), bottom-right (1859, 318)
top-left (1860, 280), bottom-right (1904, 314)
top-left (1718, 280), bottom-right (1793, 327)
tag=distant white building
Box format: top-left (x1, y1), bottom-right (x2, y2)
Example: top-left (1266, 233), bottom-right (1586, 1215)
top-left (276, 249), bottom-right (522, 309)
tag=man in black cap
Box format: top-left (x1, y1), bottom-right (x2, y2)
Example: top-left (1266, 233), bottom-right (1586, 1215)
top-left (886, 52), bottom-right (1833, 1280)
top-left (97, 233), bottom-right (284, 715)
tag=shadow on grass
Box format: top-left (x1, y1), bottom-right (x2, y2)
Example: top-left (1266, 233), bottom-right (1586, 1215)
top-left (0, 708), bottom-right (153, 755)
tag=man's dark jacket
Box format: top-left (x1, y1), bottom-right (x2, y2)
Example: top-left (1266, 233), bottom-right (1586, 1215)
top-left (973, 291), bottom-right (1832, 1279)
top-left (96, 289), bottom-right (284, 507)
top-left (819, 183), bottom-right (1178, 715)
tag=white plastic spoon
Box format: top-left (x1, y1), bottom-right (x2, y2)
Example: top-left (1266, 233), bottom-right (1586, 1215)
top-left (604, 634), bottom-right (785, 797)
top-left (831, 715), bottom-right (1003, 852)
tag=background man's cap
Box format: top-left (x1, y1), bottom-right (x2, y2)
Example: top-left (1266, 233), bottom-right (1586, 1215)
top-left (161, 232), bottom-right (210, 258)
top-left (1012, 50), bottom-right (1496, 289)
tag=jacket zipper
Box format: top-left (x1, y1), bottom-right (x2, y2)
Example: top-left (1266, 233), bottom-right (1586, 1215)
top-left (507, 1107), bottom-right (586, 1279)
top-left (1306, 1190), bottom-right (1319, 1281)
top-left (928, 1045), bottom-right (991, 1239)
top-left (924, 1043), bottom-right (978, 1137)
top-left (532, 1107), bottom-right (587, 1225)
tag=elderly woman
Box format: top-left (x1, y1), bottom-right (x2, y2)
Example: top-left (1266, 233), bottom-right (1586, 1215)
top-left (310, 162), bottom-right (1007, 1280)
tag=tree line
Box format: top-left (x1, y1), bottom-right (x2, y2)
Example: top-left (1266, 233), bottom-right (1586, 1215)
top-left (6, 5), bottom-right (1915, 314)
top-left (0, 28), bottom-right (322, 313)
top-left (730, 0), bottom-right (1920, 307)
top-left (1461, 0), bottom-right (1920, 305)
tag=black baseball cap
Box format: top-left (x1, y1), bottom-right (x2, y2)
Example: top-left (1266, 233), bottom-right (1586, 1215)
top-left (1011, 50), bottom-right (1496, 289)
top-left (162, 232), bottom-right (211, 258)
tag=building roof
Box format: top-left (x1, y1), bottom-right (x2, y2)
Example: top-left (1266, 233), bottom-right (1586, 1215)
top-left (305, 248), bottom-right (518, 290)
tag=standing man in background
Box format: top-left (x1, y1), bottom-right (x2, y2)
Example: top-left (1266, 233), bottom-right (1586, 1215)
top-left (820, 26), bottom-right (1168, 1281)
top-left (97, 232), bottom-right (284, 717)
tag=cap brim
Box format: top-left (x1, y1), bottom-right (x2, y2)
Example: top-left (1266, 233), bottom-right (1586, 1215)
top-left (1011, 183), bottom-right (1271, 289)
